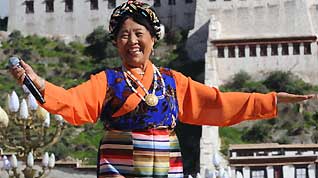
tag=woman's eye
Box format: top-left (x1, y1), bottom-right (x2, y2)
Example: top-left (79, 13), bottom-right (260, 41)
top-left (121, 34), bottom-right (128, 39)
top-left (136, 33), bottom-right (143, 37)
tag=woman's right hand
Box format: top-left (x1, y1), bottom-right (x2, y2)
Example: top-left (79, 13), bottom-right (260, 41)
top-left (9, 60), bottom-right (45, 92)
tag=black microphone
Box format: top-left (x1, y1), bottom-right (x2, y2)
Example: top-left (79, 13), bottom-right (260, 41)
top-left (8, 56), bottom-right (46, 104)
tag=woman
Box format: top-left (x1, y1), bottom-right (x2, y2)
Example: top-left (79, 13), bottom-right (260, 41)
top-left (10, 0), bottom-right (315, 177)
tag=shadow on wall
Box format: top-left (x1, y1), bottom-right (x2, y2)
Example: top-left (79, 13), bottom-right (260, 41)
top-left (185, 20), bottom-right (210, 61)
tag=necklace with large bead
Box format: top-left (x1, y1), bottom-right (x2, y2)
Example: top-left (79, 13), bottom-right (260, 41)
top-left (122, 64), bottom-right (165, 107)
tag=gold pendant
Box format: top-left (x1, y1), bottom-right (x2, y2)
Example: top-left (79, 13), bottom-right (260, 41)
top-left (145, 94), bottom-right (159, 107)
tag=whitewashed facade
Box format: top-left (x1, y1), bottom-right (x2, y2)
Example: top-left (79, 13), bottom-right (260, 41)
top-left (229, 143), bottom-right (318, 178)
top-left (7, 0), bottom-right (196, 40)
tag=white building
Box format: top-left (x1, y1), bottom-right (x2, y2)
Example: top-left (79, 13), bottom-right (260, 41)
top-left (186, 0), bottom-right (318, 176)
top-left (7, 0), bottom-right (196, 40)
top-left (229, 143), bottom-right (318, 178)
top-left (187, 0), bottom-right (318, 84)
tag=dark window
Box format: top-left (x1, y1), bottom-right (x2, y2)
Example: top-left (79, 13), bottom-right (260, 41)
top-left (293, 43), bottom-right (300, 55)
top-left (249, 45), bottom-right (256, 57)
top-left (217, 46), bottom-right (225, 58)
top-left (210, 0), bottom-right (216, 1)
top-left (274, 166), bottom-right (283, 178)
top-left (108, 0), bottom-right (116, 9)
top-left (186, 0), bottom-right (193, 3)
top-left (260, 44), bottom-right (267, 56)
top-left (271, 44), bottom-right (278, 56)
top-left (282, 43), bottom-right (289, 55)
top-left (169, 0), bottom-right (176, 5)
top-left (91, 0), bottom-right (98, 10)
top-left (154, 0), bottom-right (161, 7)
top-left (25, 1), bottom-right (34, 14)
top-left (304, 42), bottom-right (312, 55)
top-left (228, 46), bottom-right (235, 58)
top-left (46, 0), bottom-right (54, 13)
top-left (238, 45), bottom-right (245, 57)
top-left (65, 0), bottom-right (73, 12)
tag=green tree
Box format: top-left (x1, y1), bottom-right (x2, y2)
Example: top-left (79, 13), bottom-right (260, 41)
top-left (241, 123), bottom-right (272, 143)
top-left (263, 71), bottom-right (313, 94)
top-left (84, 26), bottom-right (117, 61)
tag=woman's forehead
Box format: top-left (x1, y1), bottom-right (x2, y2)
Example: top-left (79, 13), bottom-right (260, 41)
top-left (119, 18), bottom-right (148, 32)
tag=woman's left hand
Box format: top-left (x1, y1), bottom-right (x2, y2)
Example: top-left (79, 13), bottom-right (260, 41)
top-left (277, 92), bottom-right (316, 103)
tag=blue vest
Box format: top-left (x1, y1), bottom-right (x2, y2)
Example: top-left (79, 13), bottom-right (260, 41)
top-left (100, 67), bottom-right (179, 131)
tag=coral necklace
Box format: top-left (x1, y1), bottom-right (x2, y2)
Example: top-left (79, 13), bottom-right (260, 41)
top-left (122, 64), bottom-right (166, 107)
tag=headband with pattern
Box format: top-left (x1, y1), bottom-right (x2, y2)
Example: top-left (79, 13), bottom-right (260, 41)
top-left (109, 0), bottom-right (161, 40)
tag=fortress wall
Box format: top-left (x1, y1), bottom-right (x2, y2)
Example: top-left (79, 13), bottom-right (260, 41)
top-left (7, 0), bottom-right (130, 40)
top-left (206, 41), bottom-right (318, 85)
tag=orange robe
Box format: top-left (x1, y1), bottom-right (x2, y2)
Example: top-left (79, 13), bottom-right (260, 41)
top-left (40, 65), bottom-right (277, 126)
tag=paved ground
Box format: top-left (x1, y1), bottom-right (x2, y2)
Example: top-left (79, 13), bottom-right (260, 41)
top-left (0, 162), bottom-right (96, 178)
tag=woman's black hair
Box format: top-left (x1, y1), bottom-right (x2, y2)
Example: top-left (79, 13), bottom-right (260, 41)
top-left (112, 13), bottom-right (157, 40)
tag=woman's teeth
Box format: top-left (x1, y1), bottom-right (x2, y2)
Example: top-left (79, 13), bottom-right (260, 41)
top-left (129, 49), bottom-right (141, 55)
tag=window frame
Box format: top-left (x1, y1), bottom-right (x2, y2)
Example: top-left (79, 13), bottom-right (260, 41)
top-left (65, 0), bottom-right (73, 12)
top-left (249, 45), bottom-right (257, 57)
top-left (168, 0), bottom-right (176, 5)
top-left (45, 0), bottom-right (54, 13)
top-left (25, 1), bottom-right (34, 14)
top-left (90, 0), bottom-right (99, 10)
top-left (154, 0), bottom-right (161, 7)
top-left (108, 0), bottom-right (116, 9)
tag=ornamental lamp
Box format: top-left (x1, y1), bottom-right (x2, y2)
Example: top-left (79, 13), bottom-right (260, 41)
top-left (19, 99), bottom-right (29, 120)
top-left (48, 153), bottom-right (55, 168)
top-left (36, 107), bottom-right (49, 121)
top-left (0, 106), bottom-right (9, 127)
top-left (27, 152), bottom-right (34, 168)
top-left (9, 91), bottom-right (19, 113)
top-left (42, 152), bottom-right (49, 167)
top-left (27, 94), bottom-right (38, 111)
top-left (3, 155), bottom-right (11, 170)
top-left (43, 112), bottom-right (50, 128)
top-left (10, 154), bottom-right (18, 168)
top-left (213, 152), bottom-right (221, 168)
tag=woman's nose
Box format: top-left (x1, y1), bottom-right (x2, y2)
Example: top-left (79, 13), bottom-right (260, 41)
top-left (128, 34), bottom-right (138, 44)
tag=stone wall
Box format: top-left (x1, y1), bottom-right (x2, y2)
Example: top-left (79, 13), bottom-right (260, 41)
top-left (7, 0), bottom-right (196, 40)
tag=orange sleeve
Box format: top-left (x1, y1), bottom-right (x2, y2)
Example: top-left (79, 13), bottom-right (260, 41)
top-left (40, 71), bottom-right (107, 125)
top-left (172, 70), bottom-right (277, 126)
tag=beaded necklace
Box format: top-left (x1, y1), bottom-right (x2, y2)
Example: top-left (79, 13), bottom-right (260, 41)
top-left (122, 64), bottom-right (166, 106)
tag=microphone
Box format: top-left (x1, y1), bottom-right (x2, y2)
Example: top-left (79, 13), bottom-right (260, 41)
top-left (8, 56), bottom-right (46, 104)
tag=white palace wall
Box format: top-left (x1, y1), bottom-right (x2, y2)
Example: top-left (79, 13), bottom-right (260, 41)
top-left (7, 0), bottom-right (196, 40)
top-left (7, 0), bottom-right (153, 40)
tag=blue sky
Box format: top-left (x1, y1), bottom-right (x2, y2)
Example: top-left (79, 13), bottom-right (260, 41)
top-left (0, 0), bottom-right (8, 19)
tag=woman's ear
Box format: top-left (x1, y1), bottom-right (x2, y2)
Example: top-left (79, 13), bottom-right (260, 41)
top-left (152, 37), bottom-right (156, 46)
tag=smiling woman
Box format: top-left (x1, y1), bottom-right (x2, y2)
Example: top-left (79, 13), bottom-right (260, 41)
top-left (8, 0), bottom-right (316, 177)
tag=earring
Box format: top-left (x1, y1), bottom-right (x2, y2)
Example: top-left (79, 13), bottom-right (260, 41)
top-left (151, 49), bottom-right (155, 56)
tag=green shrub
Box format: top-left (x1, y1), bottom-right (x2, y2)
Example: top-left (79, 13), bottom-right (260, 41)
top-left (241, 123), bottom-right (272, 143)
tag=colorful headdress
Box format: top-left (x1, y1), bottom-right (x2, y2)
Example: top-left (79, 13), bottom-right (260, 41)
top-left (109, 0), bottom-right (161, 40)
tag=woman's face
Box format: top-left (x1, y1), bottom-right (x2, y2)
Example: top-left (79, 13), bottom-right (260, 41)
top-left (115, 18), bottom-right (155, 68)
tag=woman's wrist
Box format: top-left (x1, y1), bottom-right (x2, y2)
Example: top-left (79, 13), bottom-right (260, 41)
top-left (35, 77), bottom-right (46, 92)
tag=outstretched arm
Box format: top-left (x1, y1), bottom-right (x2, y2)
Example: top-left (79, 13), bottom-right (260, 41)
top-left (172, 70), bottom-right (315, 126)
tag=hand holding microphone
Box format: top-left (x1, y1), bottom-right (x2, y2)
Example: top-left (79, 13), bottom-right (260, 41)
top-left (8, 57), bottom-right (46, 104)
